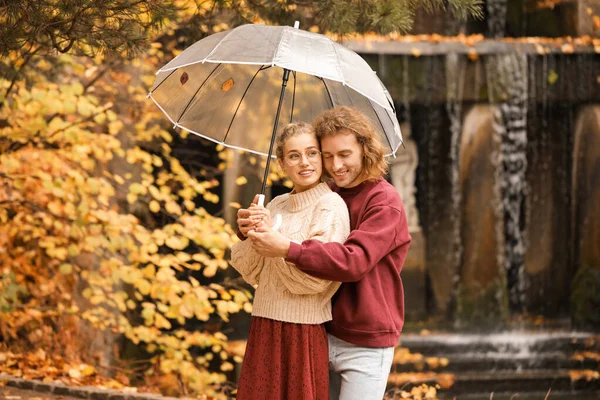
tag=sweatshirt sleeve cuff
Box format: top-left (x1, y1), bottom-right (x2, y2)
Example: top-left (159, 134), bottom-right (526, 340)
top-left (286, 241), bottom-right (302, 264)
top-left (236, 229), bottom-right (247, 241)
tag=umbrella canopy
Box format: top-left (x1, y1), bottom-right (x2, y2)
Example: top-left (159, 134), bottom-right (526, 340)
top-left (148, 24), bottom-right (403, 159)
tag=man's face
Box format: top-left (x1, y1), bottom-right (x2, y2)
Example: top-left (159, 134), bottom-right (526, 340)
top-left (321, 130), bottom-right (364, 188)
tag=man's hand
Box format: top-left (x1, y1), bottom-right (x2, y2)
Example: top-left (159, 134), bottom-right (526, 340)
top-left (247, 228), bottom-right (291, 258)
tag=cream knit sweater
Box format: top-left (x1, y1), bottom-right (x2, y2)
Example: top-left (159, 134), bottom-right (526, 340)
top-left (231, 182), bottom-right (350, 324)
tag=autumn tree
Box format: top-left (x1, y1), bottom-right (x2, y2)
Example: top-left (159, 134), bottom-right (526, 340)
top-left (0, 1), bottom-right (255, 396)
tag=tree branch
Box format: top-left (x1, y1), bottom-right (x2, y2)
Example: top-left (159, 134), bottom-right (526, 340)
top-left (2, 44), bottom-right (41, 105)
top-left (0, 199), bottom-right (75, 222)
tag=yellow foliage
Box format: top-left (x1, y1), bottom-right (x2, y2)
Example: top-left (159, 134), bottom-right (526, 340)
top-left (0, 36), bottom-right (248, 397)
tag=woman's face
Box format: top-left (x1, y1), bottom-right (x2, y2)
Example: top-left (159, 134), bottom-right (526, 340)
top-left (279, 132), bottom-right (322, 193)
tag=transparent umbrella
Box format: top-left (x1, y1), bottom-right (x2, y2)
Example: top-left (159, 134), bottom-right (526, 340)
top-left (148, 22), bottom-right (403, 205)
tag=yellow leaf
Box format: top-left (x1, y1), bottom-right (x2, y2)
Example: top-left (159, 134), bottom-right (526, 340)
top-left (68, 368), bottom-right (82, 379)
top-left (109, 120), bottom-right (123, 135)
top-left (235, 176), bottom-right (248, 185)
top-left (154, 313), bottom-right (172, 329)
top-left (129, 182), bottom-right (146, 195)
top-left (149, 200), bottom-right (160, 213)
top-left (152, 155), bottom-right (163, 167)
top-left (411, 48), bottom-right (422, 57)
top-left (166, 236), bottom-right (181, 250)
top-left (81, 364), bottom-right (96, 377)
top-left (72, 82), bottom-right (84, 95)
top-left (165, 201), bottom-right (182, 215)
top-left (141, 305), bottom-right (155, 323)
top-left (561, 43), bottom-right (574, 54)
top-left (467, 49), bottom-right (479, 62)
top-left (203, 264), bottom-right (218, 278)
top-left (113, 174), bottom-right (125, 184)
top-left (220, 361), bottom-right (234, 371)
top-left (93, 113), bottom-right (106, 124)
top-left (59, 263), bottom-right (73, 274)
top-left (184, 200), bottom-right (195, 211)
top-left (143, 264), bottom-right (156, 278)
top-left (138, 280), bottom-right (151, 295)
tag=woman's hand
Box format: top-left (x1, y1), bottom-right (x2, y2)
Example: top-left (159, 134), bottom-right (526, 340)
top-left (236, 195), bottom-right (271, 236)
top-left (248, 204), bottom-right (272, 230)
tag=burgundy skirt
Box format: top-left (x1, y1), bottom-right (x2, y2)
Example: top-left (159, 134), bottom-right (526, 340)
top-left (236, 316), bottom-right (329, 400)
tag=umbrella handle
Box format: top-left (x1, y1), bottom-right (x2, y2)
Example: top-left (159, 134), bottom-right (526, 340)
top-left (272, 214), bottom-right (282, 232)
top-left (255, 194), bottom-right (282, 232)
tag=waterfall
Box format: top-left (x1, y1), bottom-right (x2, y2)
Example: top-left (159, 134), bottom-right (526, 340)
top-left (487, 0), bottom-right (508, 38)
top-left (402, 56), bottom-right (410, 126)
top-left (487, 53), bottom-right (529, 311)
top-left (445, 53), bottom-right (467, 292)
top-left (426, 64), bottom-right (442, 259)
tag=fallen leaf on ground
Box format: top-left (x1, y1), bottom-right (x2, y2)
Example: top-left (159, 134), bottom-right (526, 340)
top-left (569, 369), bottom-right (600, 381)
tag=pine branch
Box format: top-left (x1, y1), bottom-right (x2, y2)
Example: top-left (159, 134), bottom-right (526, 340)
top-left (447, 0), bottom-right (484, 21)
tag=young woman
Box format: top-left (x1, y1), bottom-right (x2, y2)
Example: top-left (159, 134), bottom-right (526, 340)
top-left (230, 122), bottom-right (350, 400)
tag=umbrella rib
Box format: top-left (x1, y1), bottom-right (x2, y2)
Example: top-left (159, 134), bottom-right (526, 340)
top-left (222, 64), bottom-right (266, 143)
top-left (176, 63), bottom-right (222, 123)
top-left (201, 27), bottom-right (237, 63)
top-left (370, 102), bottom-right (396, 156)
top-left (337, 83), bottom-right (396, 153)
top-left (320, 78), bottom-right (335, 108)
top-left (149, 69), bottom-right (177, 94)
top-left (290, 70), bottom-right (296, 123)
top-left (321, 79), bottom-right (396, 153)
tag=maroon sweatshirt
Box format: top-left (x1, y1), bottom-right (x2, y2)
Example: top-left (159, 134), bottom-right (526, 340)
top-left (286, 179), bottom-right (411, 348)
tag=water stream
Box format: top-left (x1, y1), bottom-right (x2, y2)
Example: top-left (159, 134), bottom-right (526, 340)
top-left (487, 53), bottom-right (530, 311)
top-left (486, 0), bottom-right (508, 37)
top-left (445, 52), bottom-right (467, 302)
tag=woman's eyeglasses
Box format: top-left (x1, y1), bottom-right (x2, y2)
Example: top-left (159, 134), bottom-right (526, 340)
top-left (284, 149), bottom-right (321, 166)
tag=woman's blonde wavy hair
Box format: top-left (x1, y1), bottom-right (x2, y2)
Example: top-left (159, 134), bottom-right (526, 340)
top-left (313, 106), bottom-right (388, 182)
top-left (275, 122), bottom-right (316, 160)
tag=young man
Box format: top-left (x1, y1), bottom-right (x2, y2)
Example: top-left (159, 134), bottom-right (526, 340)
top-left (238, 106), bottom-right (411, 400)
